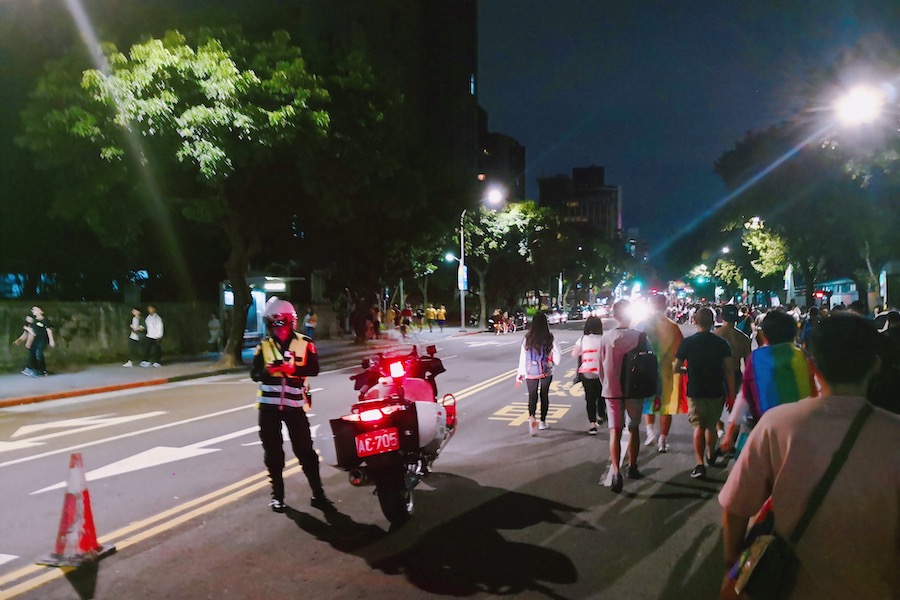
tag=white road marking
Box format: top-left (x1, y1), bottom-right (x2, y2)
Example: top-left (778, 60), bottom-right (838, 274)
top-left (0, 404), bottom-right (255, 470)
top-left (0, 554), bottom-right (17, 567)
top-left (31, 426), bottom-right (260, 494)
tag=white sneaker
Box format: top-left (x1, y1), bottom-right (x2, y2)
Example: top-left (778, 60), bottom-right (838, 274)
top-left (528, 418), bottom-right (538, 437)
top-left (122, 360), bottom-right (133, 367)
top-left (538, 420), bottom-right (549, 430)
top-left (152, 362), bottom-right (161, 368)
top-left (140, 361), bottom-right (151, 367)
top-left (658, 436), bottom-right (669, 453)
top-left (644, 429), bottom-right (658, 446)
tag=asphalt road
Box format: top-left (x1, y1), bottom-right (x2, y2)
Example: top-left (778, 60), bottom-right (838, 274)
top-left (0, 323), bottom-right (727, 599)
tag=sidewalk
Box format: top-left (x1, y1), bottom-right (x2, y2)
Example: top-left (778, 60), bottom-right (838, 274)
top-left (0, 329), bottom-right (478, 408)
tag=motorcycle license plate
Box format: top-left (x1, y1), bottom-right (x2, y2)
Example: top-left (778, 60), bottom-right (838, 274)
top-left (355, 427), bottom-right (400, 458)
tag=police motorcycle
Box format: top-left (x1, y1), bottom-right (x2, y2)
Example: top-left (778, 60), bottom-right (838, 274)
top-left (327, 344), bottom-right (457, 526)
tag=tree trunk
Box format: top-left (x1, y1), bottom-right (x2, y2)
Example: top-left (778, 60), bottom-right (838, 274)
top-left (219, 210), bottom-right (260, 368)
top-left (474, 264), bottom-right (489, 330)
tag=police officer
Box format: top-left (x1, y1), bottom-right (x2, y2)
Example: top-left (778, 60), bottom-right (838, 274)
top-left (251, 297), bottom-right (334, 513)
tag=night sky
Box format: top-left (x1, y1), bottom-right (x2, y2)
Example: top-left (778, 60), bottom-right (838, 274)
top-left (478, 0), bottom-right (900, 253)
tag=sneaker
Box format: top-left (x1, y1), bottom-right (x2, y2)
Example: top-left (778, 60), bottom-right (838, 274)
top-left (140, 361), bottom-right (151, 367)
top-left (691, 464), bottom-right (707, 479)
top-left (122, 360), bottom-right (133, 367)
top-left (625, 464), bottom-right (643, 480)
top-left (152, 362), bottom-right (161, 367)
top-left (644, 429), bottom-right (658, 446)
top-left (658, 439), bottom-right (669, 453)
top-left (610, 473), bottom-right (624, 493)
top-left (538, 420), bottom-right (549, 430)
top-left (310, 495), bottom-right (336, 512)
top-left (706, 451), bottom-right (720, 468)
top-left (21, 368), bottom-right (36, 378)
top-left (596, 415), bottom-right (606, 425)
top-left (529, 418), bottom-right (538, 437)
top-left (269, 498), bottom-right (285, 513)
top-left (588, 426), bottom-right (598, 435)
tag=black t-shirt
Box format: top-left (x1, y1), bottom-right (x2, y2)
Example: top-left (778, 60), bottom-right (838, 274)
top-left (31, 318), bottom-right (52, 344)
top-left (675, 331), bottom-right (732, 398)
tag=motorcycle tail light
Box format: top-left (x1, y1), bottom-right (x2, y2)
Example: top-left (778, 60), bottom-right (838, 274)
top-left (360, 408), bottom-right (386, 422)
top-left (389, 361), bottom-right (405, 378)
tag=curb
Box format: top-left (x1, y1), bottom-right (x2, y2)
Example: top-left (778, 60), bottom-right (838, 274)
top-left (0, 331), bottom-right (488, 408)
top-left (0, 369), bottom-right (246, 409)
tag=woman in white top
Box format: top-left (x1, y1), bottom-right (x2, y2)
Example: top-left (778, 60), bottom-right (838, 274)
top-left (516, 312), bottom-right (562, 435)
top-left (572, 316), bottom-right (605, 434)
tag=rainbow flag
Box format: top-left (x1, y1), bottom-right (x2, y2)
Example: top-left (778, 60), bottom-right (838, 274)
top-left (744, 343), bottom-right (816, 418)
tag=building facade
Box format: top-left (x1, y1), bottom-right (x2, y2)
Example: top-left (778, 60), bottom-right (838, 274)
top-left (537, 165), bottom-right (621, 240)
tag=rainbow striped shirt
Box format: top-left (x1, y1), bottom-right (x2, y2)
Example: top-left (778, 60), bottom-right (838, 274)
top-left (743, 343), bottom-right (816, 419)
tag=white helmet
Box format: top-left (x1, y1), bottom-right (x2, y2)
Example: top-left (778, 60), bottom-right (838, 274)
top-left (263, 297), bottom-right (297, 327)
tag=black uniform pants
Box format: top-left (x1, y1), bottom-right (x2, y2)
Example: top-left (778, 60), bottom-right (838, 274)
top-left (258, 404), bottom-right (324, 501)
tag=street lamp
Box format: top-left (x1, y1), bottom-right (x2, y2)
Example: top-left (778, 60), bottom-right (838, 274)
top-left (447, 186), bottom-right (506, 332)
top-left (834, 84), bottom-right (886, 126)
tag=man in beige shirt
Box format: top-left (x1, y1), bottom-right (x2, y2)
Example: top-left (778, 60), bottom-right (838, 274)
top-left (714, 304), bottom-right (751, 447)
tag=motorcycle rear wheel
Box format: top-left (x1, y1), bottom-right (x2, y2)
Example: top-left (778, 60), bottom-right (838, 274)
top-left (372, 461), bottom-right (413, 526)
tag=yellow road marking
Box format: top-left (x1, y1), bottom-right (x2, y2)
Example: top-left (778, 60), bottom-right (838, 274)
top-left (0, 463), bottom-right (301, 598)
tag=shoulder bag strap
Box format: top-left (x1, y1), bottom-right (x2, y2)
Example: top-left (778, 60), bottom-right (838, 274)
top-left (789, 401), bottom-right (873, 544)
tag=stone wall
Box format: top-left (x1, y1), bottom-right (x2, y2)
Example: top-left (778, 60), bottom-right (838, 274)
top-left (0, 302), bottom-right (214, 373)
top-left (0, 301), bottom-right (345, 373)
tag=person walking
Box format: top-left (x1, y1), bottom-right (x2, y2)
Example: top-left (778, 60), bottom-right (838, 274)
top-left (673, 307), bottom-right (735, 479)
top-left (123, 307), bottom-right (145, 367)
top-left (425, 303), bottom-right (437, 333)
top-left (301, 307), bottom-right (317, 340)
top-left (251, 297), bottom-right (334, 514)
top-left (719, 310), bottom-right (817, 456)
top-left (719, 314), bottom-right (899, 599)
top-left (436, 305), bottom-right (447, 332)
top-left (572, 316), bottom-right (605, 434)
top-left (142, 304), bottom-right (164, 367)
top-left (21, 305), bottom-right (55, 377)
top-left (714, 303), bottom-right (752, 450)
top-left (516, 312), bottom-right (561, 436)
top-left (641, 294), bottom-right (686, 453)
top-left (599, 299), bottom-right (650, 493)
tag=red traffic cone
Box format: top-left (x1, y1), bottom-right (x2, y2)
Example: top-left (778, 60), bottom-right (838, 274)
top-left (37, 453), bottom-right (115, 567)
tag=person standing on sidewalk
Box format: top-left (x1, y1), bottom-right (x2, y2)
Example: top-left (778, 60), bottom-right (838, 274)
top-left (142, 304), bottom-right (164, 367)
top-left (674, 307), bottom-right (735, 479)
top-left (251, 297), bottom-right (333, 514)
top-left (123, 307), bottom-right (145, 367)
top-left (301, 307), bottom-right (317, 340)
top-left (599, 299), bottom-right (648, 493)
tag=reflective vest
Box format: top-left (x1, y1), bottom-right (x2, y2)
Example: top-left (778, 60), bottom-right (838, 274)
top-left (257, 334), bottom-right (311, 409)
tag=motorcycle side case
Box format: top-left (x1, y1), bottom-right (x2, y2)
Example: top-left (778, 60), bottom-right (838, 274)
top-left (329, 402), bottom-right (422, 471)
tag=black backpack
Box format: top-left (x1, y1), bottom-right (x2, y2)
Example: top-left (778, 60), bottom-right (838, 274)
top-left (620, 332), bottom-right (658, 399)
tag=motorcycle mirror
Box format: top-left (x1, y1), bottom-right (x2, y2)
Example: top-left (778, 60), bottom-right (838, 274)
top-left (426, 344), bottom-right (437, 356)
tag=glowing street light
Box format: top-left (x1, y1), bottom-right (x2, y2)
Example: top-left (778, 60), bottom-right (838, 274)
top-left (834, 84), bottom-right (886, 126)
top-left (449, 185), bottom-right (506, 331)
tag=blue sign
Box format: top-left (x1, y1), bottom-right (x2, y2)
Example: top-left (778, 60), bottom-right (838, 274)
top-left (457, 266), bottom-right (468, 291)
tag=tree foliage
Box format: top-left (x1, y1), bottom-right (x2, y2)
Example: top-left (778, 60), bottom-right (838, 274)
top-left (18, 29), bottom-right (401, 363)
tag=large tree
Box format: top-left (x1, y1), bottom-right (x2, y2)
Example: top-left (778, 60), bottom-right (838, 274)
top-left (19, 29), bottom-right (400, 364)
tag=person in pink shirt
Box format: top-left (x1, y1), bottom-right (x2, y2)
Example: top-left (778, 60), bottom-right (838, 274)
top-left (599, 299), bottom-right (647, 493)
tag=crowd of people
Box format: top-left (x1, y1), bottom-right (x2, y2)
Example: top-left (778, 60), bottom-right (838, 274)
top-left (553, 295), bottom-right (900, 598)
